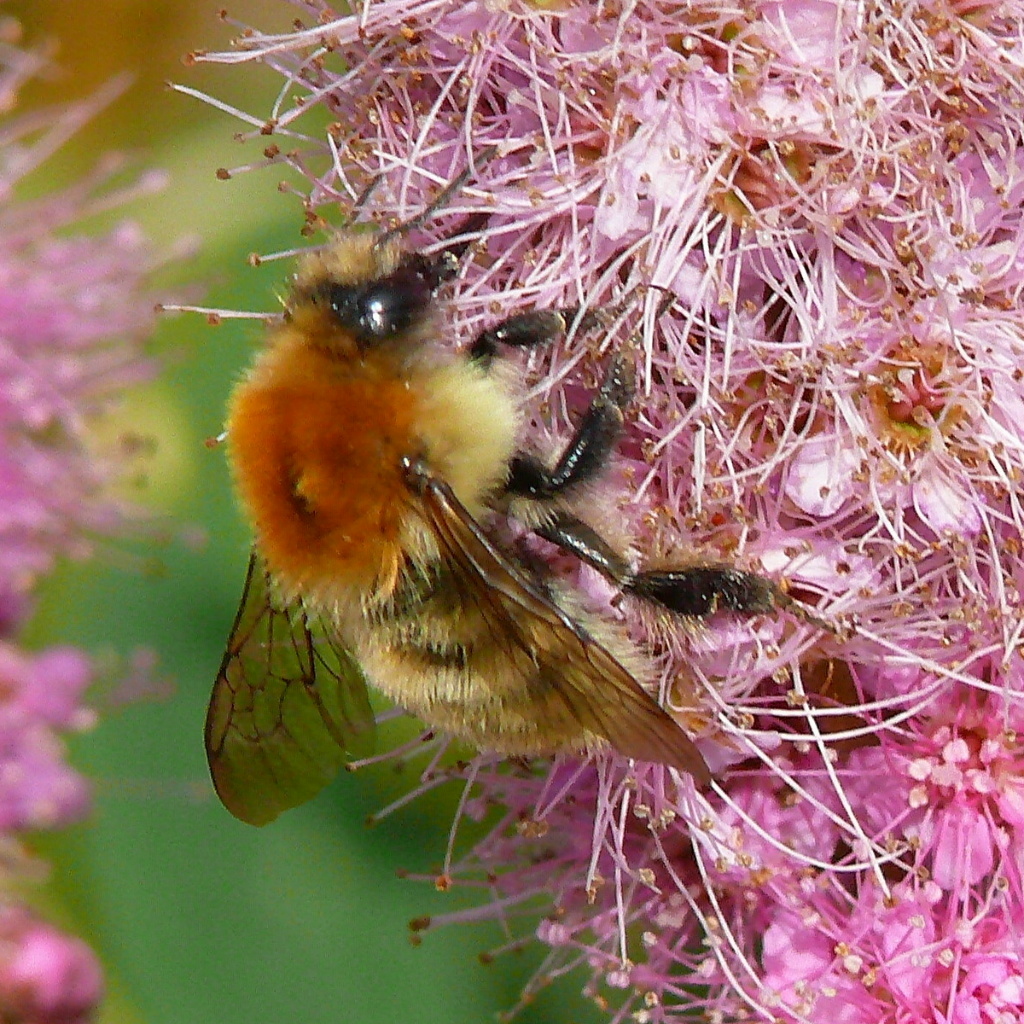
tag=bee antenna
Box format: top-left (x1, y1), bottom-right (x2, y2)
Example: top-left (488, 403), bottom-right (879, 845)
top-left (646, 284), bottom-right (678, 318)
top-left (375, 144), bottom-right (499, 249)
top-left (349, 171), bottom-right (385, 220)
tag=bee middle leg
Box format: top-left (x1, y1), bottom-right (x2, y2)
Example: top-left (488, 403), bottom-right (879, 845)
top-left (503, 350), bottom-right (635, 501)
top-left (479, 293), bottom-right (802, 625)
top-left (475, 286), bottom-right (666, 497)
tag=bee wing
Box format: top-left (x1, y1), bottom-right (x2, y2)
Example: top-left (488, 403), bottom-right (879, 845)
top-left (205, 552), bottom-right (376, 826)
top-left (416, 473), bottom-right (711, 784)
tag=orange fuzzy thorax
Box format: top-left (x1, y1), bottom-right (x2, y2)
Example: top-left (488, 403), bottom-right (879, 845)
top-left (225, 278), bottom-right (521, 608)
top-left (226, 324), bottom-right (420, 600)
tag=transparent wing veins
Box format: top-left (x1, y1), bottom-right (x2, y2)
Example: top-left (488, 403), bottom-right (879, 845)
top-left (416, 474), bottom-right (711, 783)
top-left (205, 552), bottom-right (374, 826)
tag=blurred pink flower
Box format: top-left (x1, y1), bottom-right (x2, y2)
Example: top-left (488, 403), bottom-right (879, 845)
top-left (0, 122), bottom-right (165, 613)
top-left (0, 645), bottom-right (93, 832)
top-left (0, 18), bottom-right (174, 1024)
top-left (196, 0), bottom-right (1024, 1020)
top-left (0, 908), bottom-right (103, 1024)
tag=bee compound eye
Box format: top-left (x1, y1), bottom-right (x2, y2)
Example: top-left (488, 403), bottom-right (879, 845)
top-left (356, 258), bottom-right (440, 341)
top-left (321, 277), bottom-right (432, 343)
top-left (357, 282), bottom-right (419, 339)
top-left (319, 256), bottom-right (439, 343)
top-left (322, 282), bottom-right (361, 330)
top-left (319, 281), bottom-right (402, 340)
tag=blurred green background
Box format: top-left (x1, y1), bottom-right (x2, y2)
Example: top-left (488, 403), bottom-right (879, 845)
top-left (7, 4), bottom-right (599, 1023)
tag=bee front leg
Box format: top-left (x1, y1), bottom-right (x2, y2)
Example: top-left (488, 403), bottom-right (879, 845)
top-left (469, 306), bottom-right (618, 364)
top-left (470, 282), bottom-right (676, 364)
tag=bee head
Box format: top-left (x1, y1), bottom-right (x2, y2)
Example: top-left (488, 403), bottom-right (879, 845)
top-left (290, 231), bottom-right (464, 350)
top-left (316, 249), bottom-right (460, 345)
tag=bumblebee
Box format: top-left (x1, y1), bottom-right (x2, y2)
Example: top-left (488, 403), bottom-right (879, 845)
top-left (206, 168), bottom-right (818, 825)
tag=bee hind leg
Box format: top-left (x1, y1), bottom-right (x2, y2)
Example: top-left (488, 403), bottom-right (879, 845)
top-left (536, 514), bottom-right (804, 624)
top-left (629, 566), bottom-right (838, 632)
top-left (534, 512), bottom-right (633, 581)
top-left (626, 566), bottom-right (781, 617)
top-left (536, 517), bottom-right (781, 618)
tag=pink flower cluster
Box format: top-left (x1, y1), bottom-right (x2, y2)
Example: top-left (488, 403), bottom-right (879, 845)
top-left (198, 1), bottom-right (1024, 1020)
top-left (0, 19), bottom-right (169, 1024)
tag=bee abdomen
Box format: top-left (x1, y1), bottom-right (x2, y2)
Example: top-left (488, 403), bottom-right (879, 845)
top-left (391, 640), bottom-right (470, 672)
top-left (361, 641), bottom-right (586, 756)
top-left (358, 559), bottom-right (608, 757)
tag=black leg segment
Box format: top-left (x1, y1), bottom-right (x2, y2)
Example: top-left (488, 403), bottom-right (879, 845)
top-left (627, 567), bottom-right (780, 618)
top-left (534, 513), bottom-right (633, 582)
top-left (504, 352), bottom-right (635, 500)
top-left (536, 517), bottom-right (832, 628)
top-left (469, 305), bottom-right (623, 364)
